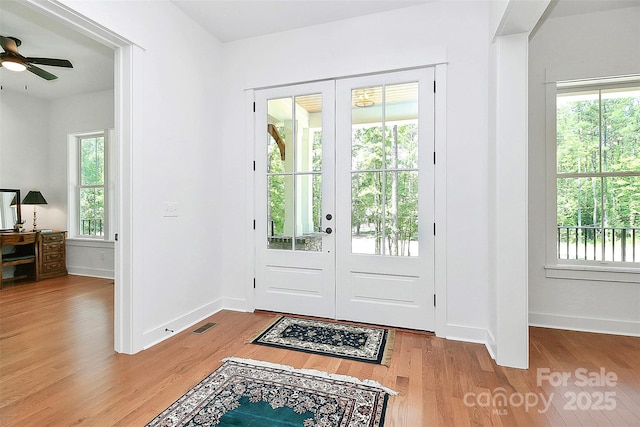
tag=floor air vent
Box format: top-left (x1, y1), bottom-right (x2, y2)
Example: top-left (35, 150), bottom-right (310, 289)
top-left (192, 322), bottom-right (217, 334)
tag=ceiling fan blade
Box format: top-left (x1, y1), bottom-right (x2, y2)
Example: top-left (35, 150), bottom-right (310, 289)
top-left (0, 35), bottom-right (19, 55)
top-left (27, 57), bottom-right (73, 68)
top-left (27, 64), bottom-right (58, 80)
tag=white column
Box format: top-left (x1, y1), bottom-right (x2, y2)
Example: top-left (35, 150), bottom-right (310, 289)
top-left (494, 32), bottom-right (529, 369)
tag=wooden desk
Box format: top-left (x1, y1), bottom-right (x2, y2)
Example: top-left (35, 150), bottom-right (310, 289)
top-left (0, 231), bottom-right (67, 288)
top-left (1, 232), bottom-right (38, 289)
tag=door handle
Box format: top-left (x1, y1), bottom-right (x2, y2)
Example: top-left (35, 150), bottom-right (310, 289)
top-left (319, 227), bottom-right (333, 235)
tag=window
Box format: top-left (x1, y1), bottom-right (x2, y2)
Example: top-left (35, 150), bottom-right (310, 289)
top-left (555, 80), bottom-right (640, 264)
top-left (68, 131), bottom-right (110, 239)
top-left (350, 82), bottom-right (420, 256)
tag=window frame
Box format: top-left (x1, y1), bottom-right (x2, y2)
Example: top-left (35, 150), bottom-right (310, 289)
top-left (68, 129), bottom-right (112, 241)
top-left (544, 78), bottom-right (640, 282)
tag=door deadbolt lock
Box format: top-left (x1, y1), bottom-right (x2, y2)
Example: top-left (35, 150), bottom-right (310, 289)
top-left (326, 213), bottom-right (332, 220)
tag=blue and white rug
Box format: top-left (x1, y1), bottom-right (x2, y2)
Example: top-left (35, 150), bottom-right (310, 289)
top-left (249, 316), bottom-right (395, 365)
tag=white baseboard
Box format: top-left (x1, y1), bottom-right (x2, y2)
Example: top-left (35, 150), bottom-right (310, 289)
top-left (142, 298), bottom-right (226, 349)
top-left (141, 298), bottom-right (255, 350)
top-left (68, 267), bottom-right (114, 279)
top-left (485, 329), bottom-right (497, 360)
top-left (446, 323), bottom-right (489, 344)
top-left (529, 312), bottom-right (640, 337)
top-left (220, 298), bottom-right (252, 312)
top-left (446, 324), bottom-right (499, 360)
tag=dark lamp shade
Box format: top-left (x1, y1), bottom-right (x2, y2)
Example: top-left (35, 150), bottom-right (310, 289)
top-left (22, 190), bottom-right (48, 205)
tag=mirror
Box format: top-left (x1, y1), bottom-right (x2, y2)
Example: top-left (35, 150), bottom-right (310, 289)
top-left (0, 189), bottom-right (22, 231)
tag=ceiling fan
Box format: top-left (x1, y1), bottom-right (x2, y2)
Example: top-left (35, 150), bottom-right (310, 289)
top-left (1, 35), bottom-right (73, 81)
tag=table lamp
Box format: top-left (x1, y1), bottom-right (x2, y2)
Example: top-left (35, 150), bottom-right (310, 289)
top-left (22, 190), bottom-right (48, 231)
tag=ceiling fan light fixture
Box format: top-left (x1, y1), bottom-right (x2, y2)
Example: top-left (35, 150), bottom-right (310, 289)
top-left (1, 57), bottom-right (27, 72)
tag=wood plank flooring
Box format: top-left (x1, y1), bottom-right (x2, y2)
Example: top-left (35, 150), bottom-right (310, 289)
top-left (1, 275), bottom-right (639, 426)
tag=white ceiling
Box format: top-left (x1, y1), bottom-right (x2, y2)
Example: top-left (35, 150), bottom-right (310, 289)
top-left (170, 1), bottom-right (432, 43)
top-left (1, 0), bottom-right (637, 101)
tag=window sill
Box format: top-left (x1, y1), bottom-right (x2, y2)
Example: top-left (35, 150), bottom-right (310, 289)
top-left (545, 264), bottom-right (639, 283)
top-left (66, 238), bottom-right (115, 248)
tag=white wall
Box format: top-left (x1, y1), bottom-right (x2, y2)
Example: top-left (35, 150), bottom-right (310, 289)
top-left (528, 6), bottom-right (640, 336)
top-left (220, 2), bottom-right (492, 340)
top-left (59, 0), bottom-right (225, 350)
top-left (0, 90), bottom-right (49, 204)
top-left (49, 89), bottom-right (114, 227)
top-left (49, 89), bottom-right (115, 278)
top-left (52, 0), bottom-right (594, 358)
top-left (1, 87), bottom-right (115, 275)
top-left (1, 86), bottom-right (115, 277)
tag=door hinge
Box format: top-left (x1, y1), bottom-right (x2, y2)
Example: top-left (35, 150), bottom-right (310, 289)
top-left (115, 233), bottom-right (118, 241)
top-left (434, 294), bottom-right (436, 307)
top-left (253, 219), bottom-right (256, 230)
top-left (253, 278), bottom-right (256, 289)
top-left (433, 151), bottom-right (436, 165)
top-left (253, 160), bottom-right (256, 171)
top-left (433, 81), bottom-right (436, 93)
top-left (253, 102), bottom-right (256, 112)
top-left (433, 223), bottom-right (436, 235)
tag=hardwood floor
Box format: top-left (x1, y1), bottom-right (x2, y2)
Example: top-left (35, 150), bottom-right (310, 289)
top-left (1, 275), bottom-right (638, 426)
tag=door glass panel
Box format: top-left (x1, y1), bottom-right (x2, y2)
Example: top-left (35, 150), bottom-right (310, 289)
top-left (352, 86), bottom-right (383, 171)
top-left (295, 94), bottom-right (323, 173)
top-left (295, 174), bottom-right (322, 252)
top-left (267, 93), bottom-right (324, 251)
top-left (351, 172), bottom-right (383, 255)
top-left (267, 98), bottom-right (291, 174)
top-left (267, 175), bottom-right (292, 250)
top-left (350, 82), bottom-right (420, 256)
top-left (385, 171), bottom-right (419, 256)
top-left (386, 83), bottom-right (419, 169)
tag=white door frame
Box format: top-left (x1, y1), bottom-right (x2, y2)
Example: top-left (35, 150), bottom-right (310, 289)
top-left (247, 64), bottom-right (448, 337)
top-left (24, 0), bottom-right (140, 353)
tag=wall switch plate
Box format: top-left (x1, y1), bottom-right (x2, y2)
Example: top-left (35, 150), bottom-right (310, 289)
top-left (163, 202), bottom-right (179, 217)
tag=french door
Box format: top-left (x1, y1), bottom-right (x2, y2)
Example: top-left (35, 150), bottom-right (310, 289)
top-left (254, 81), bottom-right (336, 318)
top-left (255, 68), bottom-right (435, 331)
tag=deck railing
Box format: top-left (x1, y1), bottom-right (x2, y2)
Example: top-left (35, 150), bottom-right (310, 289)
top-left (557, 226), bottom-right (639, 263)
top-left (80, 218), bottom-right (104, 236)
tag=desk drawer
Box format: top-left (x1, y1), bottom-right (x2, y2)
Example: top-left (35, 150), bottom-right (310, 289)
top-left (43, 242), bottom-right (64, 254)
top-left (42, 261), bottom-right (65, 274)
top-left (43, 250), bottom-right (64, 262)
top-left (1, 233), bottom-right (36, 245)
top-left (41, 233), bottom-right (64, 244)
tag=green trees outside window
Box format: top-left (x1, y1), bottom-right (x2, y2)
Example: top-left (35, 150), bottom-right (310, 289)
top-left (556, 84), bottom-right (640, 262)
top-left (351, 122), bottom-right (418, 256)
top-left (79, 135), bottom-right (105, 236)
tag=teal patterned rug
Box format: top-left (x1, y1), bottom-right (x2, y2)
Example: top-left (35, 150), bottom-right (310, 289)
top-left (146, 357), bottom-right (396, 427)
top-left (248, 316), bottom-right (395, 366)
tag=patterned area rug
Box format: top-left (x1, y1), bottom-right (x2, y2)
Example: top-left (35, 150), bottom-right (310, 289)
top-left (248, 316), bottom-right (395, 366)
top-left (146, 357), bottom-right (396, 427)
